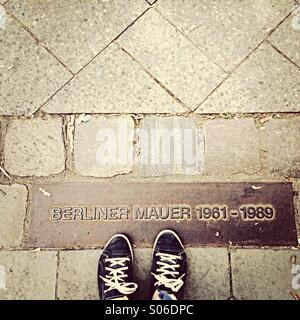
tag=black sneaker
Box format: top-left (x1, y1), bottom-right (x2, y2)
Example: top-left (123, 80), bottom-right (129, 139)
top-left (150, 229), bottom-right (187, 300)
top-left (98, 234), bottom-right (138, 300)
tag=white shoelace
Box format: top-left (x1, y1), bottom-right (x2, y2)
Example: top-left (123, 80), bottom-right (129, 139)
top-left (100, 257), bottom-right (138, 295)
top-left (151, 252), bottom-right (185, 293)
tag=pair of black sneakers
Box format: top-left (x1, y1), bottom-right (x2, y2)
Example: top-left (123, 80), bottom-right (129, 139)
top-left (98, 229), bottom-right (187, 300)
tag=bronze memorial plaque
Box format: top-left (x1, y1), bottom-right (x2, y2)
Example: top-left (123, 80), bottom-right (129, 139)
top-left (28, 182), bottom-right (298, 247)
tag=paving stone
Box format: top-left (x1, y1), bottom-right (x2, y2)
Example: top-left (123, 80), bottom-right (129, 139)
top-left (295, 185), bottom-right (300, 235)
top-left (156, 0), bottom-right (295, 71)
top-left (185, 248), bottom-right (230, 300)
top-left (6, 0), bottom-right (148, 73)
top-left (203, 119), bottom-right (260, 174)
top-left (4, 118), bottom-right (65, 177)
top-left (74, 116), bottom-right (134, 177)
top-left (117, 9), bottom-right (226, 110)
top-left (196, 43), bottom-right (300, 113)
top-left (57, 250), bottom-right (99, 300)
top-left (0, 184), bottom-right (27, 248)
top-left (0, 251), bottom-right (57, 299)
top-left (0, 5), bottom-right (5, 27)
top-left (57, 248), bottom-right (229, 300)
top-left (0, 13), bottom-right (71, 115)
top-left (43, 44), bottom-right (186, 114)
top-left (296, 185), bottom-right (300, 245)
top-left (134, 248), bottom-right (230, 300)
top-left (138, 116), bottom-right (204, 176)
top-left (231, 249), bottom-right (300, 300)
top-left (262, 119), bottom-right (300, 177)
top-left (269, 7), bottom-right (300, 67)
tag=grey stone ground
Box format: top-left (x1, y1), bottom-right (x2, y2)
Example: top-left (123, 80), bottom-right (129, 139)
top-left (0, 0), bottom-right (300, 300)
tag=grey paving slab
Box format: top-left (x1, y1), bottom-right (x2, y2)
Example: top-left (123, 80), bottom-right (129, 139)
top-left (117, 9), bottom-right (226, 110)
top-left (0, 13), bottom-right (71, 115)
top-left (295, 185), bottom-right (300, 238)
top-left (269, 7), bottom-right (300, 67)
top-left (156, 0), bottom-right (295, 71)
top-left (57, 248), bottom-right (230, 300)
top-left (6, 0), bottom-right (148, 73)
top-left (0, 5), bottom-right (5, 27)
top-left (185, 248), bottom-right (230, 300)
top-left (74, 116), bottom-right (134, 177)
top-left (203, 119), bottom-right (261, 174)
top-left (4, 118), bottom-right (65, 177)
top-left (0, 251), bottom-right (57, 299)
top-left (134, 248), bottom-right (230, 300)
top-left (57, 250), bottom-right (99, 300)
top-left (0, 184), bottom-right (27, 248)
top-left (138, 116), bottom-right (204, 176)
top-left (231, 249), bottom-right (300, 300)
top-left (262, 119), bottom-right (300, 177)
top-left (43, 44), bottom-right (186, 114)
top-left (196, 42), bottom-right (300, 113)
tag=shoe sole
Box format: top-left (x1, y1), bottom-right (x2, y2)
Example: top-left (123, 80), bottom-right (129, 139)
top-left (152, 229), bottom-right (184, 256)
top-left (103, 233), bottom-right (134, 261)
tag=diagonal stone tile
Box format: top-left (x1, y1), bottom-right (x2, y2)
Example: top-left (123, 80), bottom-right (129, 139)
top-left (6, 0), bottom-right (148, 73)
top-left (43, 44), bottom-right (186, 114)
top-left (0, 13), bottom-right (71, 115)
top-left (117, 9), bottom-right (226, 110)
top-left (269, 7), bottom-right (300, 67)
top-left (156, 0), bottom-right (295, 72)
top-left (196, 42), bottom-right (300, 113)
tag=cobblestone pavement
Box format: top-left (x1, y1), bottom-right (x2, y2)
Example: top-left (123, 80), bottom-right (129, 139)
top-left (1, 0), bottom-right (300, 300)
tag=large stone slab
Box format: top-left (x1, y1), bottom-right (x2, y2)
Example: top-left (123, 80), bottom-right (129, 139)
top-left (6, 0), bottom-right (148, 73)
top-left (138, 116), bottom-right (204, 176)
top-left (269, 7), bottom-right (300, 67)
top-left (0, 12), bottom-right (71, 115)
top-left (74, 116), bottom-right (134, 177)
top-left (4, 118), bottom-right (65, 177)
top-left (196, 43), bottom-right (300, 113)
top-left (43, 44), bottom-right (186, 114)
top-left (0, 184), bottom-right (27, 248)
top-left (0, 251), bottom-right (57, 299)
top-left (117, 9), bottom-right (226, 110)
top-left (27, 182), bottom-right (297, 248)
top-left (231, 249), bottom-right (300, 300)
top-left (156, 0), bottom-right (295, 71)
top-left (56, 248), bottom-right (230, 300)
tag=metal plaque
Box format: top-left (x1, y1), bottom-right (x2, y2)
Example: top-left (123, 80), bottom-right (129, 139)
top-left (28, 182), bottom-right (298, 247)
